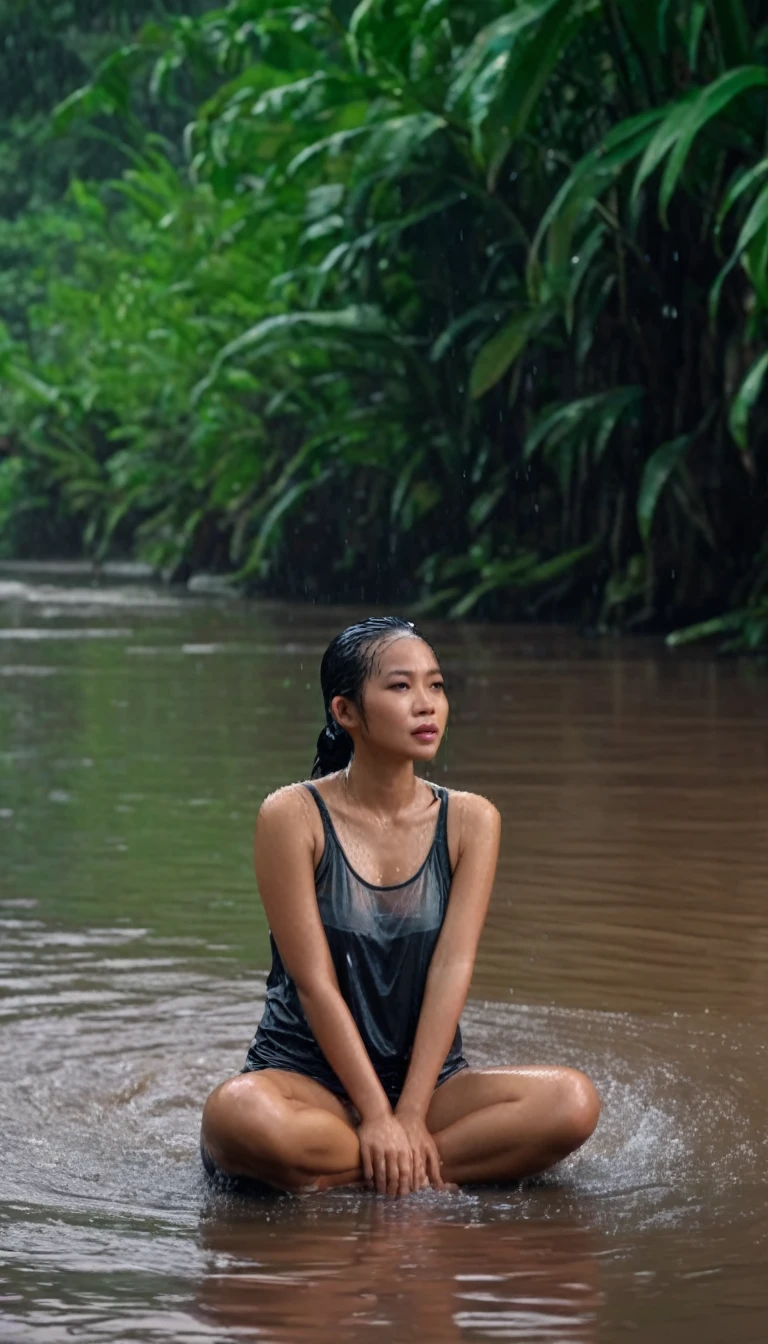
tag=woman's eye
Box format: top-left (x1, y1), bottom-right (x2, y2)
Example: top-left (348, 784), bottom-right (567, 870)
top-left (390, 681), bottom-right (408, 690)
top-left (433, 681), bottom-right (445, 691)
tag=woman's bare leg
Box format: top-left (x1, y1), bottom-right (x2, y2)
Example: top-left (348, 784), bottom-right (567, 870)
top-left (201, 1064), bottom-right (599, 1194)
top-left (201, 1070), bottom-right (363, 1192)
top-left (425, 1066), bottom-right (600, 1186)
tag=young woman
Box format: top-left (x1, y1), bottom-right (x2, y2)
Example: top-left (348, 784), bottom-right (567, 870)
top-left (201, 617), bottom-right (599, 1196)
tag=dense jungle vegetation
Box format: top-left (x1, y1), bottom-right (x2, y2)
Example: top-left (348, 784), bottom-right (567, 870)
top-left (1, 0), bottom-right (767, 646)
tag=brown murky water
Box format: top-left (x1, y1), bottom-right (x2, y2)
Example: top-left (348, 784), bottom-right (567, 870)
top-left (1, 565), bottom-right (768, 1342)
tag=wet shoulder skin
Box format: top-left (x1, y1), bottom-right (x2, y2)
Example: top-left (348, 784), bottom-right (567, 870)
top-left (255, 779), bottom-right (500, 886)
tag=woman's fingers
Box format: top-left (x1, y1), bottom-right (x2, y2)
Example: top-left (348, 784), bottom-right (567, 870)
top-left (386, 1148), bottom-right (401, 1198)
top-left (397, 1147), bottom-right (412, 1198)
top-left (426, 1143), bottom-right (445, 1189)
top-left (360, 1141), bottom-right (373, 1186)
top-left (374, 1150), bottom-right (388, 1195)
top-left (414, 1147), bottom-right (428, 1190)
top-left (411, 1145), bottom-right (425, 1188)
top-left (364, 1139), bottom-right (448, 1197)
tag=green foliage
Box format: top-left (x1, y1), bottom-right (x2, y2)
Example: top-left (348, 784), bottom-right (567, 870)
top-left (2, 0), bottom-right (768, 641)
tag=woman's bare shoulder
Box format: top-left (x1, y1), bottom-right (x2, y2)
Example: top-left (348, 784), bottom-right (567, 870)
top-left (257, 780), bottom-right (317, 827)
top-left (443, 787), bottom-right (500, 825)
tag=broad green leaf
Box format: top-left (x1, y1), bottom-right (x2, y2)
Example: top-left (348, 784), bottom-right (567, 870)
top-left (566, 224), bottom-right (606, 333)
top-left (250, 72), bottom-right (328, 120)
top-left (658, 68), bottom-right (768, 222)
top-left (287, 125), bottom-right (373, 177)
top-left (391, 449), bottom-right (426, 523)
top-left (483, 0), bottom-right (589, 183)
top-left (468, 479), bottom-right (507, 532)
top-left (448, 576), bottom-right (513, 618)
top-left (193, 307), bottom-right (390, 403)
top-left (637, 434), bottom-right (693, 540)
top-left (524, 388), bottom-right (644, 459)
top-left (575, 274), bottom-right (616, 367)
top-left (630, 91), bottom-right (699, 212)
top-left (353, 113), bottom-right (447, 177)
top-left (666, 610), bottom-right (747, 647)
top-left (469, 309), bottom-right (552, 399)
top-left (348, 0), bottom-right (378, 68)
top-left (504, 0), bottom-right (583, 138)
top-left (520, 542), bottom-right (595, 584)
top-left (711, 182), bottom-right (768, 318)
top-left (449, 543), bottom-right (594, 616)
top-left (430, 303), bottom-right (507, 362)
top-left (448, 554), bottom-right (540, 618)
top-left (728, 350), bottom-right (768, 454)
top-left (301, 215), bottom-right (344, 245)
top-left (687, 2), bottom-right (708, 72)
top-left (716, 159), bottom-right (768, 233)
top-left (529, 109), bottom-right (665, 284)
top-left (5, 366), bottom-right (61, 406)
top-left (235, 476), bottom-right (329, 580)
top-left (448, 7), bottom-right (556, 114)
top-left (408, 586), bottom-right (464, 616)
top-left (592, 389), bottom-right (641, 460)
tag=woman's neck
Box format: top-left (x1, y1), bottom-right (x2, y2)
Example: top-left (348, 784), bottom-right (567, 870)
top-left (341, 750), bottom-right (420, 818)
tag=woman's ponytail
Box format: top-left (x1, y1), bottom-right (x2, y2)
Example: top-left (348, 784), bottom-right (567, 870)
top-left (311, 720), bottom-right (354, 778)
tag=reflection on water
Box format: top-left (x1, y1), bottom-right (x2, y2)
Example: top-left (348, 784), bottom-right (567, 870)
top-left (197, 1203), bottom-right (599, 1342)
top-left (2, 567), bottom-right (768, 1341)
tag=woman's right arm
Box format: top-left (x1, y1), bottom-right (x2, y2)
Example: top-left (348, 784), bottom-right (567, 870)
top-left (254, 788), bottom-right (413, 1196)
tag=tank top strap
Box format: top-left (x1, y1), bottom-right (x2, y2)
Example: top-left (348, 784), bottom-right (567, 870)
top-left (303, 782), bottom-right (335, 841)
top-left (302, 782), bottom-right (340, 881)
top-left (429, 783), bottom-right (453, 885)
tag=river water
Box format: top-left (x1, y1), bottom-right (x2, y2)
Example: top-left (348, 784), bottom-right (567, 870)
top-left (1, 566), bottom-right (767, 1342)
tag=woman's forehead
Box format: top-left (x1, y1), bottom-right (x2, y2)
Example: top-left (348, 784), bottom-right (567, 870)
top-left (371, 635), bottom-right (437, 674)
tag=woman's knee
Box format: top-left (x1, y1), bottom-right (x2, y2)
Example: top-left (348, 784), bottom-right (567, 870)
top-left (202, 1074), bottom-right (294, 1174)
top-left (552, 1068), bottom-right (600, 1152)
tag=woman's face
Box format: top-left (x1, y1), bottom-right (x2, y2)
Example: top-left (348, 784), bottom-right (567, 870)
top-left (333, 635), bottom-right (449, 763)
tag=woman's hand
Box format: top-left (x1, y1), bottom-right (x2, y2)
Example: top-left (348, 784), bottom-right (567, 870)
top-left (358, 1112), bottom-right (414, 1197)
top-left (395, 1109), bottom-right (446, 1191)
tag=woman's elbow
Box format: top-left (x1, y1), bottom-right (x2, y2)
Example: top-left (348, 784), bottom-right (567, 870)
top-left (295, 974), bottom-right (338, 1010)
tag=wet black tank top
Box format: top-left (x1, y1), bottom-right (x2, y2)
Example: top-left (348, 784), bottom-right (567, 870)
top-left (244, 781), bottom-right (467, 1103)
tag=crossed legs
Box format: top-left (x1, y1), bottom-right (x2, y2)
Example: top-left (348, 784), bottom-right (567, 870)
top-left (200, 1065), bottom-right (600, 1193)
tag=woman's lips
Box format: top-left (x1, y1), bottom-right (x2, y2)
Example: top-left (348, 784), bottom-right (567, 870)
top-left (412, 726), bottom-right (438, 739)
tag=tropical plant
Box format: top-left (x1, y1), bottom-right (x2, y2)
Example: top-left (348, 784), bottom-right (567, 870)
top-left (2, 0), bottom-right (767, 643)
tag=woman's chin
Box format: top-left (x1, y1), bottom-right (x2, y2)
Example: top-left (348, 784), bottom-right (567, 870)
top-left (408, 735), bottom-right (441, 760)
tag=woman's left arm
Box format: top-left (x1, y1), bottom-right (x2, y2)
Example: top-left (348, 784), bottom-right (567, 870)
top-left (395, 793), bottom-right (501, 1183)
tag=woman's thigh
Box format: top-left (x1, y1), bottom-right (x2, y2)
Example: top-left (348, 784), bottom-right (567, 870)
top-left (423, 1066), bottom-right (599, 1185)
top-left (216, 1068), bottom-right (355, 1116)
top-left (201, 1069), bottom-right (360, 1187)
top-left (425, 1065), bottom-right (598, 1134)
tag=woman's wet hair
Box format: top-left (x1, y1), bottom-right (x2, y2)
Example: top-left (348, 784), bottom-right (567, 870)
top-left (311, 616), bottom-right (438, 778)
